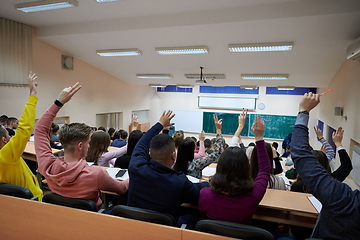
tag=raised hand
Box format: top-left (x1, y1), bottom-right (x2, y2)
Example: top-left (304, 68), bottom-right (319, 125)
top-left (251, 116), bottom-right (265, 141)
top-left (239, 108), bottom-right (248, 127)
top-left (57, 82), bottom-right (81, 105)
top-left (299, 92), bottom-right (320, 112)
top-left (131, 114), bottom-right (139, 131)
top-left (158, 111), bottom-right (175, 128)
top-left (314, 125), bottom-right (324, 140)
top-left (199, 130), bottom-right (205, 141)
top-left (28, 72), bottom-right (38, 96)
top-left (213, 114), bottom-right (222, 134)
top-left (332, 127), bottom-right (344, 148)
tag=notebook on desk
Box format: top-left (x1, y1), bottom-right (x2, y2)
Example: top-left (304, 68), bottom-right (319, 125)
top-left (307, 196), bottom-right (322, 213)
top-left (106, 168), bottom-right (129, 181)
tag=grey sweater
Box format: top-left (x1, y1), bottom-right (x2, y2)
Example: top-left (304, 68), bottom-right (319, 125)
top-left (291, 113), bottom-right (360, 240)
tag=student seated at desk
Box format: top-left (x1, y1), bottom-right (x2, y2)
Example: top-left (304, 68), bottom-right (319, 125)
top-left (199, 116), bottom-right (270, 225)
top-left (290, 92), bottom-right (359, 239)
top-left (127, 111), bottom-right (209, 228)
top-left (0, 72), bottom-right (43, 201)
top-left (250, 142), bottom-right (287, 191)
top-left (173, 118), bottom-right (225, 179)
top-left (86, 130), bottom-right (127, 167)
top-left (34, 83), bottom-right (129, 208)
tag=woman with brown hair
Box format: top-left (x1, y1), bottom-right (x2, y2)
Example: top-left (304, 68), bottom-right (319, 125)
top-left (86, 130), bottom-right (127, 167)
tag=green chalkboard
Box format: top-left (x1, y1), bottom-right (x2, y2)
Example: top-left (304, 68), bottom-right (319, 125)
top-left (202, 112), bottom-right (295, 139)
top-left (202, 112), bottom-right (250, 136)
top-left (248, 114), bottom-right (296, 139)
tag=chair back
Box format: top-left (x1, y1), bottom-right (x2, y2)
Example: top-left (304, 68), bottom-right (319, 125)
top-left (111, 205), bottom-right (178, 227)
top-left (195, 219), bottom-right (274, 240)
top-left (43, 192), bottom-right (98, 212)
top-left (0, 183), bottom-right (35, 199)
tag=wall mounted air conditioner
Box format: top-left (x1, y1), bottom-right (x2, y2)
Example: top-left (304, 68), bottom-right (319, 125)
top-left (346, 37), bottom-right (360, 60)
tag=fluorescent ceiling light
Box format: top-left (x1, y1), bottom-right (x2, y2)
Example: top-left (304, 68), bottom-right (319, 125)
top-left (229, 42), bottom-right (293, 52)
top-left (240, 85), bottom-right (258, 90)
top-left (96, 0), bottom-right (118, 2)
top-left (137, 74), bottom-right (172, 79)
top-left (149, 84), bottom-right (166, 88)
top-left (241, 74), bottom-right (289, 80)
top-left (15, 0), bottom-right (78, 13)
top-left (96, 49), bottom-right (142, 57)
top-left (176, 84), bottom-right (194, 88)
top-left (277, 86), bottom-right (295, 90)
top-left (184, 74), bottom-right (226, 80)
top-left (155, 46), bottom-right (209, 55)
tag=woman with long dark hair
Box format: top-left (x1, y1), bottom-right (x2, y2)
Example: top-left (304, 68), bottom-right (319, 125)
top-left (199, 116), bottom-right (270, 224)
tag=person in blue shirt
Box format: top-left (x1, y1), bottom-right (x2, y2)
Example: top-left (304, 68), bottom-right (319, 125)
top-left (111, 130), bottom-right (127, 148)
top-left (127, 110), bottom-right (209, 228)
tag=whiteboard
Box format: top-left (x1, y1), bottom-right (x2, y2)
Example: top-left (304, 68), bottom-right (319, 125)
top-left (198, 96), bottom-right (256, 110)
top-left (170, 110), bottom-right (203, 133)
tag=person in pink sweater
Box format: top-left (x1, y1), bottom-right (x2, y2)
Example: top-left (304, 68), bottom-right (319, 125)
top-left (34, 82), bottom-right (129, 208)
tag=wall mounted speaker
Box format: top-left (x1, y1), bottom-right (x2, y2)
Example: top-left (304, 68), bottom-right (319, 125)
top-left (62, 55), bottom-right (74, 71)
top-left (334, 107), bottom-right (343, 116)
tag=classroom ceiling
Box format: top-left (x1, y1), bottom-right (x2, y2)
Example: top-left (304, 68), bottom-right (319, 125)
top-left (1, 0), bottom-right (360, 88)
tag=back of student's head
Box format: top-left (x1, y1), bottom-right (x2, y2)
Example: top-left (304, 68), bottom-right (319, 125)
top-left (98, 126), bottom-right (106, 132)
top-left (127, 130), bottom-right (143, 156)
top-left (204, 138), bottom-right (211, 149)
top-left (312, 150), bottom-right (330, 174)
top-left (86, 130), bottom-right (111, 164)
top-left (150, 134), bottom-right (175, 162)
top-left (108, 127), bottom-right (115, 137)
top-left (210, 147), bottom-right (253, 196)
top-left (59, 123), bottom-right (92, 150)
top-left (173, 130), bottom-right (184, 148)
top-left (51, 123), bottom-right (60, 134)
top-left (120, 130), bottom-right (128, 140)
top-left (272, 142), bottom-right (278, 150)
top-left (0, 115), bottom-right (8, 124)
top-left (113, 131), bottom-right (121, 140)
top-left (250, 142), bottom-right (273, 180)
top-left (173, 138), bottom-right (195, 174)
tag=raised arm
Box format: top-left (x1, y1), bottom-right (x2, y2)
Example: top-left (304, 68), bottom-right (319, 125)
top-left (194, 131), bottom-right (206, 159)
top-left (130, 114), bottom-right (139, 132)
top-left (230, 109), bottom-right (247, 153)
top-left (130, 111), bottom-right (175, 168)
top-left (291, 93), bottom-right (354, 209)
top-left (314, 125), bottom-right (335, 161)
top-left (1, 72), bottom-right (38, 163)
top-left (252, 116), bottom-right (271, 199)
top-left (330, 127), bottom-right (352, 182)
top-left (213, 114), bottom-right (222, 135)
top-left (35, 82), bottom-right (81, 174)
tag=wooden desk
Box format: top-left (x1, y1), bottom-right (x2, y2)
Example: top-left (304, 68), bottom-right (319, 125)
top-left (22, 141), bottom-right (63, 162)
top-left (0, 194), bottom-right (232, 240)
top-left (254, 189), bottom-right (318, 228)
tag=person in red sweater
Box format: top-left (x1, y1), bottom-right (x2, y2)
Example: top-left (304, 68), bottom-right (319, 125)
top-left (34, 82), bottom-right (128, 208)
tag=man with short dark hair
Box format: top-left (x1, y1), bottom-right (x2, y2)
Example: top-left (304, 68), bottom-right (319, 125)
top-left (111, 130), bottom-right (128, 148)
top-left (0, 115), bottom-right (8, 129)
top-left (128, 111), bottom-right (209, 228)
top-left (6, 117), bottom-right (18, 137)
top-left (0, 72), bottom-right (43, 200)
top-left (35, 82), bottom-right (128, 208)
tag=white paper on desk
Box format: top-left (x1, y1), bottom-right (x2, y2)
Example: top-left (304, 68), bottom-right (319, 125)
top-left (186, 175), bottom-right (200, 183)
top-left (202, 167), bottom-right (216, 177)
top-left (106, 167), bottom-right (129, 181)
top-left (308, 196), bottom-right (322, 213)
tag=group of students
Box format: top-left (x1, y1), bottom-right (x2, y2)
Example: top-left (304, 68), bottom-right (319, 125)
top-left (1, 72), bottom-right (359, 239)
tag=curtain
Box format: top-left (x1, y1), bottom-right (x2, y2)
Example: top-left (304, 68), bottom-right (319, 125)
top-left (0, 17), bottom-right (32, 87)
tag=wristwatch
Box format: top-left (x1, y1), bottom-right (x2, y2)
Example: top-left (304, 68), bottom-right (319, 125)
top-left (298, 111), bottom-right (309, 115)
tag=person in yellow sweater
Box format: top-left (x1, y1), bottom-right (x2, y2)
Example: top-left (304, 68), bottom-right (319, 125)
top-left (0, 72), bottom-right (43, 201)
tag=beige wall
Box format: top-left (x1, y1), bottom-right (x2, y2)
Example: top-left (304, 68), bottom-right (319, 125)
top-left (0, 31), bottom-right (154, 130)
